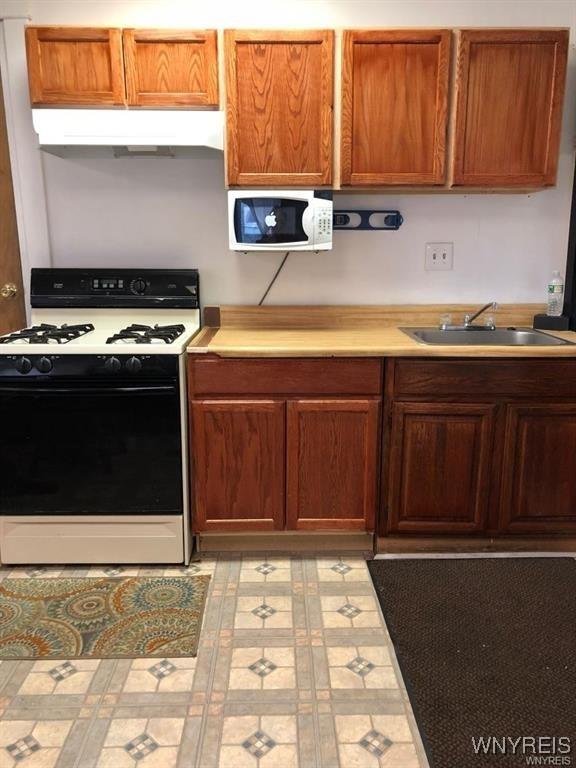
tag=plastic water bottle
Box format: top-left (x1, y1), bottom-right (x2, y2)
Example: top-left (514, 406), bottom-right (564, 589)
top-left (547, 270), bottom-right (564, 317)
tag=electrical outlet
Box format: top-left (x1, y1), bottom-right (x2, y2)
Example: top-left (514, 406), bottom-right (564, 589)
top-left (425, 242), bottom-right (454, 271)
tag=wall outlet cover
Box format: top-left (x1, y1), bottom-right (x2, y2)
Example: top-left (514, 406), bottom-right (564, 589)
top-left (425, 242), bottom-right (454, 271)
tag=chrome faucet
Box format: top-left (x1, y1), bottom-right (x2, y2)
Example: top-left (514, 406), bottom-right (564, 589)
top-left (439, 302), bottom-right (498, 331)
top-left (464, 302), bottom-right (498, 329)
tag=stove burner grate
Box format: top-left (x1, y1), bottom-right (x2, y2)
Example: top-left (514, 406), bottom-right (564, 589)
top-left (0, 323), bottom-right (95, 345)
top-left (107, 323), bottom-right (185, 345)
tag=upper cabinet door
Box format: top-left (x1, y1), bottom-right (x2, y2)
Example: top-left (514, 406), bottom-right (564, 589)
top-left (225, 30), bottom-right (334, 186)
top-left (25, 27), bottom-right (125, 106)
top-left (341, 30), bottom-right (451, 186)
top-left (452, 29), bottom-right (568, 187)
top-left (123, 29), bottom-right (219, 107)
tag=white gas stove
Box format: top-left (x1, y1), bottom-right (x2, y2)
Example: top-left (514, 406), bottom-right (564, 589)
top-left (0, 309), bottom-right (200, 358)
top-left (0, 268), bottom-right (200, 565)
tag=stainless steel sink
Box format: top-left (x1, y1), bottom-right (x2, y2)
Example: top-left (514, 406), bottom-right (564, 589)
top-left (400, 327), bottom-right (574, 346)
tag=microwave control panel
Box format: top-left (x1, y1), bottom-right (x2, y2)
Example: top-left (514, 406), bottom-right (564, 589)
top-left (314, 206), bottom-right (333, 244)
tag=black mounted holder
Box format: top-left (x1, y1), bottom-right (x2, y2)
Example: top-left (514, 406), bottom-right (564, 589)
top-left (333, 210), bottom-right (403, 230)
top-left (532, 155), bottom-right (575, 331)
top-left (533, 313), bottom-right (570, 331)
top-left (561, 154), bottom-right (576, 330)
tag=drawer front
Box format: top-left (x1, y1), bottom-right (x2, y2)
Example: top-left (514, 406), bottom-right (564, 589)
top-left (394, 359), bottom-right (576, 399)
top-left (189, 357), bottom-right (382, 396)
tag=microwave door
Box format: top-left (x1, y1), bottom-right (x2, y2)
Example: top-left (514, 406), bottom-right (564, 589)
top-left (246, 201), bottom-right (266, 238)
top-left (233, 197), bottom-right (310, 249)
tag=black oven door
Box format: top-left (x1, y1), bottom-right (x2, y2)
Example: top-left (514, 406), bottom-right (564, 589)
top-left (0, 379), bottom-right (183, 516)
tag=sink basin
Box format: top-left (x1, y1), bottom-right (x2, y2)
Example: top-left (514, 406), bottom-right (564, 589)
top-left (400, 327), bottom-right (574, 346)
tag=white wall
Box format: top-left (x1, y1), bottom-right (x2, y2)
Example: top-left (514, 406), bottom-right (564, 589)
top-left (1, 0), bottom-right (576, 307)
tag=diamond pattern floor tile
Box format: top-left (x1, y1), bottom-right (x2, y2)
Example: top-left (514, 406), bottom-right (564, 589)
top-left (0, 554), bottom-right (428, 768)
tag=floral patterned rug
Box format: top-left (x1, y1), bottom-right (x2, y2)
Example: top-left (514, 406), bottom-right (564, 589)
top-left (0, 576), bottom-right (210, 659)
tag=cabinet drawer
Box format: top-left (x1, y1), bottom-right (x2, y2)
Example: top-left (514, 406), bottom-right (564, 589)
top-left (394, 359), bottom-right (576, 399)
top-left (189, 357), bottom-right (382, 396)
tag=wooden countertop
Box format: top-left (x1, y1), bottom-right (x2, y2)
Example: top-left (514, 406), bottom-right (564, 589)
top-left (187, 305), bottom-right (576, 358)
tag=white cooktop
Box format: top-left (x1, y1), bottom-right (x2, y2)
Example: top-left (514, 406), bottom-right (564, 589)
top-left (0, 308), bottom-right (201, 355)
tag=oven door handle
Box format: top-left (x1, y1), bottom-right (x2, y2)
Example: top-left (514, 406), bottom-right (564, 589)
top-left (0, 385), bottom-right (177, 395)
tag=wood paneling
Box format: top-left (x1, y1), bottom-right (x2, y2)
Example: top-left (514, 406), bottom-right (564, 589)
top-left (393, 359), bottom-right (576, 399)
top-left (0, 77), bottom-right (25, 335)
top-left (225, 29), bottom-right (333, 186)
top-left (341, 29), bottom-right (451, 186)
top-left (123, 29), bottom-right (218, 107)
top-left (188, 357), bottom-right (382, 396)
top-left (376, 535), bottom-right (576, 554)
top-left (206, 304), bottom-right (546, 331)
top-left (387, 402), bottom-right (495, 533)
top-left (25, 26), bottom-right (125, 106)
top-left (452, 29), bottom-right (568, 187)
top-left (500, 404), bottom-right (576, 533)
top-left (191, 400), bottom-right (285, 532)
top-left (286, 399), bottom-right (379, 530)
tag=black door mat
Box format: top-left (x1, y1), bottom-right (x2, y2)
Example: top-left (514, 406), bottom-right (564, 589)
top-left (367, 557), bottom-right (576, 768)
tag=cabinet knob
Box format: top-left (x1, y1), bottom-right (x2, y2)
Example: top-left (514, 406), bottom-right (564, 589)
top-left (0, 283), bottom-right (18, 299)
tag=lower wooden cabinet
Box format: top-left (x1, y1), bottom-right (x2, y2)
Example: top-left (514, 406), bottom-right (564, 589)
top-left (387, 402), bottom-right (496, 534)
top-left (191, 400), bottom-right (285, 531)
top-left (190, 392), bottom-right (380, 533)
top-left (286, 399), bottom-right (379, 530)
top-left (385, 360), bottom-right (576, 539)
top-left (499, 404), bottom-right (576, 534)
top-left (190, 357), bottom-right (576, 541)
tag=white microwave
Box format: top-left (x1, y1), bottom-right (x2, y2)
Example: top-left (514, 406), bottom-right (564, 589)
top-left (228, 190), bottom-right (333, 251)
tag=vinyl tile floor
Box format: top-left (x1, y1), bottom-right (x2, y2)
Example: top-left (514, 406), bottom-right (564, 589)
top-left (0, 554), bottom-right (428, 768)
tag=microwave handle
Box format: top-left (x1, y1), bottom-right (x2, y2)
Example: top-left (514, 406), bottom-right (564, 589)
top-left (302, 204), bottom-right (315, 241)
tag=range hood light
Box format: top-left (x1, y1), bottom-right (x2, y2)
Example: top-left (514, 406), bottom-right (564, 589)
top-left (113, 146), bottom-right (175, 158)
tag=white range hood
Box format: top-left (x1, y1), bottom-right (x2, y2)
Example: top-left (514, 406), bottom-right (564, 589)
top-left (32, 109), bottom-right (225, 158)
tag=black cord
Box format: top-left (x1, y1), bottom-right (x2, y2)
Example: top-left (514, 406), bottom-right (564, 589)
top-left (258, 251), bottom-right (290, 306)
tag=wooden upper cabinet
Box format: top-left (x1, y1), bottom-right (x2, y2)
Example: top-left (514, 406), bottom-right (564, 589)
top-left (123, 29), bottom-right (218, 107)
top-left (452, 29), bottom-right (568, 187)
top-left (25, 27), bottom-right (125, 106)
top-left (225, 29), bottom-right (334, 186)
top-left (341, 30), bottom-right (451, 186)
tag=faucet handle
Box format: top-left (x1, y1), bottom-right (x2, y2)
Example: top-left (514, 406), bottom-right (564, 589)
top-left (439, 313), bottom-right (452, 329)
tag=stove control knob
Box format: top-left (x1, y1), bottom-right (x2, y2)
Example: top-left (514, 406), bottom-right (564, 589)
top-left (131, 278), bottom-right (147, 295)
top-left (104, 356), bottom-right (122, 373)
top-left (126, 356), bottom-right (142, 374)
top-left (36, 356), bottom-right (53, 373)
top-left (16, 356), bottom-right (32, 374)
